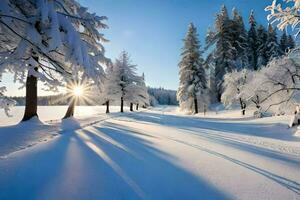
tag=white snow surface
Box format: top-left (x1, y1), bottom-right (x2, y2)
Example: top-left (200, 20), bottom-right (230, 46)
top-left (0, 106), bottom-right (299, 200)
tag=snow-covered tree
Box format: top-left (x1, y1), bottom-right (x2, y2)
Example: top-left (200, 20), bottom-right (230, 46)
top-left (280, 33), bottom-right (296, 54)
top-left (0, 0), bottom-right (108, 121)
top-left (238, 70), bottom-right (268, 117)
top-left (221, 69), bottom-right (250, 115)
top-left (113, 51), bottom-right (140, 112)
top-left (177, 23), bottom-right (206, 114)
top-left (134, 73), bottom-right (150, 110)
top-left (256, 25), bottom-right (269, 67)
top-left (265, 0), bottom-right (300, 36)
top-left (206, 6), bottom-right (246, 100)
top-left (101, 53), bottom-right (147, 113)
top-left (247, 10), bottom-right (259, 70)
top-left (264, 49), bottom-right (300, 113)
top-left (101, 64), bottom-right (121, 113)
top-left (205, 54), bottom-right (218, 104)
top-left (240, 50), bottom-right (300, 116)
top-left (280, 32), bottom-right (289, 54)
top-left (0, 86), bottom-right (16, 117)
top-left (232, 8), bottom-right (248, 69)
top-left (287, 35), bottom-right (296, 51)
top-left (148, 87), bottom-right (178, 106)
top-left (266, 24), bottom-right (282, 60)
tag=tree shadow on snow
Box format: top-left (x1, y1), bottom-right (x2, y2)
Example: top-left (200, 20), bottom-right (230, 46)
top-left (167, 138), bottom-right (300, 195)
top-left (120, 112), bottom-right (300, 167)
top-left (100, 120), bottom-right (300, 196)
top-left (68, 124), bottom-right (232, 200)
top-left (0, 121), bottom-right (233, 200)
top-left (122, 111), bottom-right (299, 142)
top-left (0, 133), bottom-right (72, 200)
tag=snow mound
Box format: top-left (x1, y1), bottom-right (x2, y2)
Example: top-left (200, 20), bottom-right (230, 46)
top-left (295, 126), bottom-right (300, 137)
top-left (61, 117), bottom-right (81, 131)
top-left (0, 117), bottom-right (58, 158)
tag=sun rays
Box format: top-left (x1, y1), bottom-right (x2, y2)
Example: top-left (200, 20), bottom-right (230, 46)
top-left (73, 86), bottom-right (84, 97)
top-left (51, 79), bottom-right (99, 107)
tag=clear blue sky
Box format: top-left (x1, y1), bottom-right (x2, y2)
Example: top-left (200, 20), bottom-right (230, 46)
top-left (77, 0), bottom-right (272, 90)
top-left (3, 0), bottom-right (275, 96)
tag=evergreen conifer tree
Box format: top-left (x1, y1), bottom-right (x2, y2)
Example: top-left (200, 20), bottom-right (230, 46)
top-left (177, 23), bottom-right (206, 114)
top-left (257, 25), bottom-right (269, 67)
top-left (247, 10), bottom-right (259, 70)
top-left (266, 24), bottom-right (281, 60)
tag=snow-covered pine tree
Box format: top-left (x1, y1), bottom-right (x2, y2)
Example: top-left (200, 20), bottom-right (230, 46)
top-left (205, 53), bottom-right (218, 104)
top-left (206, 5), bottom-right (236, 100)
top-left (102, 64), bottom-right (121, 113)
top-left (247, 10), bottom-right (259, 70)
top-left (148, 87), bottom-right (178, 106)
top-left (114, 51), bottom-right (140, 112)
top-left (134, 73), bottom-right (150, 110)
top-left (266, 24), bottom-right (282, 61)
top-left (287, 35), bottom-right (296, 51)
top-left (232, 8), bottom-right (248, 69)
top-left (280, 32), bottom-right (289, 54)
top-left (256, 25), bottom-right (269, 67)
top-left (177, 23), bottom-right (206, 114)
top-left (0, 0), bottom-right (108, 121)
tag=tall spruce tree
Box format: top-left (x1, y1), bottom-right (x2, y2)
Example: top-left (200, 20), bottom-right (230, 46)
top-left (257, 25), bottom-right (269, 67)
top-left (177, 23), bottom-right (206, 114)
top-left (206, 5), bottom-right (236, 100)
top-left (232, 8), bottom-right (248, 69)
top-left (280, 32), bottom-right (288, 54)
top-left (266, 24), bottom-right (281, 60)
top-left (247, 10), bottom-right (258, 70)
top-left (287, 35), bottom-right (296, 51)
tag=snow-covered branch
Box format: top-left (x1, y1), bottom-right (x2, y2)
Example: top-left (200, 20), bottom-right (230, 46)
top-left (266, 0), bottom-right (300, 36)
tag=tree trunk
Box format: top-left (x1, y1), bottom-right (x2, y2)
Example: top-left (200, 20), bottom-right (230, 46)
top-left (130, 103), bottom-right (133, 111)
top-left (63, 97), bottom-right (76, 119)
top-left (255, 95), bottom-right (260, 109)
top-left (239, 98), bottom-right (246, 116)
top-left (106, 100), bottom-right (110, 114)
top-left (242, 109), bottom-right (246, 116)
top-left (136, 103), bottom-right (139, 110)
top-left (120, 97), bottom-right (124, 113)
top-left (194, 96), bottom-right (198, 114)
top-left (22, 68), bottom-right (38, 121)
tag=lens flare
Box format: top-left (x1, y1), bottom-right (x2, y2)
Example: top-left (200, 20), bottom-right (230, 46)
top-left (73, 86), bottom-right (83, 97)
top-left (51, 78), bottom-right (96, 107)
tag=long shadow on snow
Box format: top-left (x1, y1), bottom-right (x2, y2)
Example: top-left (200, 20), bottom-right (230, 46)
top-left (73, 124), bottom-right (232, 200)
top-left (106, 120), bottom-right (300, 168)
top-left (183, 127), bottom-right (300, 166)
top-left (101, 120), bottom-right (300, 196)
top-left (96, 121), bottom-right (300, 196)
top-left (168, 138), bottom-right (300, 195)
top-left (120, 112), bottom-right (300, 166)
top-left (122, 112), bottom-right (298, 141)
top-left (0, 133), bottom-right (71, 200)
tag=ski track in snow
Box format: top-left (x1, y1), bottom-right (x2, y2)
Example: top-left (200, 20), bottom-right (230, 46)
top-left (0, 107), bottom-right (300, 200)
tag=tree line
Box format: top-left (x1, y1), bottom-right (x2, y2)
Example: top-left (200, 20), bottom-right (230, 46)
top-left (177, 5), bottom-right (296, 115)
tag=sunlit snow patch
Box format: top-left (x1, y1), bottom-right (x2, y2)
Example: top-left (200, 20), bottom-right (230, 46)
top-left (61, 117), bottom-right (81, 131)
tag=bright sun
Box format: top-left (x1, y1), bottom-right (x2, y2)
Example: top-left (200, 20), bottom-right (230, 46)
top-left (73, 86), bottom-right (83, 97)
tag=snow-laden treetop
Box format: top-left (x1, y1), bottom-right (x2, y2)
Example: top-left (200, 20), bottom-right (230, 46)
top-left (0, 0), bottom-right (110, 89)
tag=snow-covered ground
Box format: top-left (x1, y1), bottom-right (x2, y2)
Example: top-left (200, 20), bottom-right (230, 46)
top-left (0, 106), bottom-right (299, 200)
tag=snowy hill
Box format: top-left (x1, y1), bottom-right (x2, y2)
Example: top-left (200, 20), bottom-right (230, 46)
top-left (0, 106), bottom-right (299, 200)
